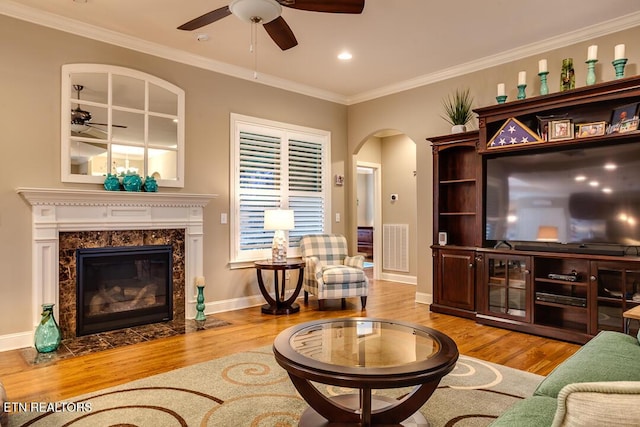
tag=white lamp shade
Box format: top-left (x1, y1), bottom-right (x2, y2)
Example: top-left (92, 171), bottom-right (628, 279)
top-left (264, 209), bottom-right (294, 231)
top-left (229, 0), bottom-right (282, 23)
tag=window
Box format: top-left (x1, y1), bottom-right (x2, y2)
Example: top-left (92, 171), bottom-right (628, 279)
top-left (230, 114), bottom-right (331, 264)
top-left (61, 64), bottom-right (185, 187)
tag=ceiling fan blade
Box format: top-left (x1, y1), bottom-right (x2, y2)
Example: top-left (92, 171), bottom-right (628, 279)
top-left (177, 6), bottom-right (232, 31)
top-left (281, 0), bottom-right (364, 14)
top-left (89, 122), bottom-right (128, 129)
top-left (263, 16), bottom-right (298, 51)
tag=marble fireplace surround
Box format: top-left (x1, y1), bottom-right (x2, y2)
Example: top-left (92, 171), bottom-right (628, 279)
top-left (17, 188), bottom-right (216, 340)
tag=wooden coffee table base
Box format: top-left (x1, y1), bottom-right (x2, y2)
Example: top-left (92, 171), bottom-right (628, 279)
top-left (299, 394), bottom-right (429, 427)
top-left (289, 374), bottom-right (438, 426)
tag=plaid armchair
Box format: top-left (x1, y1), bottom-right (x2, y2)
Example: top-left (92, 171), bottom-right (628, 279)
top-left (299, 234), bottom-right (368, 310)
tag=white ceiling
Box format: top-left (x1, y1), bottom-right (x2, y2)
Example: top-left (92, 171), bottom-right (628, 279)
top-left (3, 0), bottom-right (640, 104)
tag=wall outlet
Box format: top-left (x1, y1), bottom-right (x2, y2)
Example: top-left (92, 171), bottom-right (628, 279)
top-left (221, 213), bottom-right (227, 224)
top-left (335, 213), bottom-right (341, 222)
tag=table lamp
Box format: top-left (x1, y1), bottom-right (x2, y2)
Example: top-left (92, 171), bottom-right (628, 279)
top-left (264, 209), bottom-right (294, 263)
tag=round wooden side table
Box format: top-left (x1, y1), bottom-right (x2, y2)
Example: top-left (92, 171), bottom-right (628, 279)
top-left (254, 260), bottom-right (305, 315)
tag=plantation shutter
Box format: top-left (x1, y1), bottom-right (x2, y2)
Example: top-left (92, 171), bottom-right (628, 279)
top-left (231, 114), bottom-right (330, 263)
top-left (238, 131), bottom-right (282, 252)
top-left (288, 138), bottom-right (325, 247)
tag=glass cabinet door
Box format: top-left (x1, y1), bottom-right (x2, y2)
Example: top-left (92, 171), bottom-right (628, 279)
top-left (591, 262), bottom-right (640, 334)
top-left (485, 254), bottom-right (530, 320)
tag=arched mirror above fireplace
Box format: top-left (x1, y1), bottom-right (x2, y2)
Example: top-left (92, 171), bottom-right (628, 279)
top-left (61, 64), bottom-right (185, 187)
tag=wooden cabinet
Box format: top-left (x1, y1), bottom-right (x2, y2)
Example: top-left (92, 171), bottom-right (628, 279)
top-left (429, 131), bottom-right (480, 317)
top-left (432, 248), bottom-right (476, 318)
top-left (429, 75), bottom-right (640, 344)
top-left (357, 226), bottom-right (374, 260)
top-left (430, 131), bottom-right (481, 248)
top-left (590, 261), bottom-right (640, 334)
top-left (477, 252), bottom-right (531, 323)
top-left (533, 256), bottom-right (590, 339)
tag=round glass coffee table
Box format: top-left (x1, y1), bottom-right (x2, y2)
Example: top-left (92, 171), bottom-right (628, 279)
top-left (273, 317), bottom-right (459, 426)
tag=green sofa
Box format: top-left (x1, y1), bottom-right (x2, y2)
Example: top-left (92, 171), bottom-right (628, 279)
top-left (490, 330), bottom-right (640, 426)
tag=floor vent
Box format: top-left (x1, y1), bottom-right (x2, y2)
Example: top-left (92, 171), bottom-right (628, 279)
top-left (382, 224), bottom-right (409, 272)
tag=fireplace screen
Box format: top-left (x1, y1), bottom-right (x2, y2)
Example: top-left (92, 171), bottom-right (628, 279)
top-left (76, 245), bottom-right (173, 336)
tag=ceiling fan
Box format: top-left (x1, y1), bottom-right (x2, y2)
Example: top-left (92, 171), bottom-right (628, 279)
top-left (70, 85), bottom-right (127, 132)
top-left (177, 0), bottom-right (365, 51)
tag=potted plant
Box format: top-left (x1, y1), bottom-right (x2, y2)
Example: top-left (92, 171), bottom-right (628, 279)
top-left (441, 88), bottom-right (474, 133)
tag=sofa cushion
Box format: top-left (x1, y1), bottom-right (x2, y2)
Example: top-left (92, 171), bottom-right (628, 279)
top-left (551, 381), bottom-right (640, 427)
top-left (535, 331), bottom-right (640, 398)
top-left (488, 395), bottom-right (557, 427)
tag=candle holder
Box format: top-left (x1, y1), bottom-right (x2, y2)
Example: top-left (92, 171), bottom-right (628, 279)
top-left (496, 95), bottom-right (507, 104)
top-left (585, 59), bottom-right (597, 86)
top-left (517, 84), bottom-right (526, 100)
top-left (538, 71), bottom-right (549, 95)
top-left (612, 58), bottom-right (627, 79)
top-left (195, 285), bottom-right (206, 329)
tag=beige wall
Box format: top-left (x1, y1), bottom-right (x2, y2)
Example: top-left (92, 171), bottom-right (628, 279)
top-left (0, 15), bottom-right (347, 338)
top-left (381, 134), bottom-right (417, 277)
top-left (347, 25), bottom-right (640, 301)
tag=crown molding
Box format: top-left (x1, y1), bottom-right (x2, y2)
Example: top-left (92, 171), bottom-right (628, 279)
top-left (2, 1), bottom-right (639, 106)
top-left (0, 0), bottom-right (347, 104)
top-left (345, 11), bottom-right (640, 105)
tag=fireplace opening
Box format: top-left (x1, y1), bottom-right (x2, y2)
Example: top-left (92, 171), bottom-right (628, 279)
top-left (76, 245), bottom-right (173, 336)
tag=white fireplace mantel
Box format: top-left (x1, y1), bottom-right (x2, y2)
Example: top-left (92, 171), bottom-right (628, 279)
top-left (16, 187), bottom-right (217, 339)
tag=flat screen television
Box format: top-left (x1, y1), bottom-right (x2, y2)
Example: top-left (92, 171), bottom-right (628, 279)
top-left (485, 141), bottom-right (640, 251)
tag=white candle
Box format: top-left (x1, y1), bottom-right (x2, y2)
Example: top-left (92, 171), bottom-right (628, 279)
top-left (518, 71), bottom-right (526, 86)
top-left (614, 44), bottom-right (625, 60)
top-left (195, 276), bottom-right (205, 288)
top-left (587, 45), bottom-right (598, 61)
top-left (538, 59), bottom-right (547, 73)
top-left (497, 83), bottom-right (505, 96)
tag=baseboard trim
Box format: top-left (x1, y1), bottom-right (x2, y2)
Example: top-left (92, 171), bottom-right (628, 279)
top-left (379, 272), bottom-right (417, 285)
top-left (0, 331), bottom-right (34, 352)
top-left (415, 291), bottom-right (432, 305)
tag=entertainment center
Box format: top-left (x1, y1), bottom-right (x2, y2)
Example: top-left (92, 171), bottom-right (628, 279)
top-left (429, 75), bottom-right (640, 344)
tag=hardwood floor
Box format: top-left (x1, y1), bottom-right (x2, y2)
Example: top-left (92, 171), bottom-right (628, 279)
top-left (0, 278), bottom-right (580, 402)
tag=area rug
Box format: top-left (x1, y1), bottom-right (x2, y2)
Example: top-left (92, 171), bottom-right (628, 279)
top-left (7, 346), bottom-right (543, 426)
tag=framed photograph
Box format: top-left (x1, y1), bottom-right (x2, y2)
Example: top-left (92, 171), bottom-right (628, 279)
top-left (576, 121), bottom-right (606, 138)
top-left (609, 103), bottom-right (640, 134)
top-left (548, 119), bottom-right (574, 141)
top-left (619, 118), bottom-right (640, 134)
top-left (537, 113), bottom-right (568, 141)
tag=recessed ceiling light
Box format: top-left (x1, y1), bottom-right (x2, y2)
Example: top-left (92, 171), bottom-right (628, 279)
top-left (589, 181), bottom-right (599, 187)
top-left (602, 187), bottom-right (612, 194)
top-left (604, 162), bottom-right (617, 170)
top-left (338, 51), bottom-right (352, 61)
top-left (574, 175), bottom-right (587, 182)
top-left (196, 34), bottom-right (210, 42)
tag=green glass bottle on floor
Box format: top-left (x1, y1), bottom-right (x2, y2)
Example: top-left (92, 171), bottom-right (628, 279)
top-left (34, 303), bottom-right (62, 353)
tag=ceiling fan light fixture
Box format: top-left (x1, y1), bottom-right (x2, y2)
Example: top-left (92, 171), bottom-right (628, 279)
top-left (70, 123), bottom-right (90, 133)
top-left (229, 0), bottom-right (282, 23)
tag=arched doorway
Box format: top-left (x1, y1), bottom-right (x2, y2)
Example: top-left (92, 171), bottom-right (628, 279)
top-left (354, 129), bottom-right (417, 285)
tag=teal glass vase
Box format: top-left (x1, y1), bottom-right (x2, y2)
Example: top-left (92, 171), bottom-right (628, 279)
top-left (123, 173), bottom-right (142, 191)
top-left (34, 303), bottom-right (62, 353)
top-left (144, 175), bottom-right (158, 192)
top-left (103, 173), bottom-right (120, 191)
